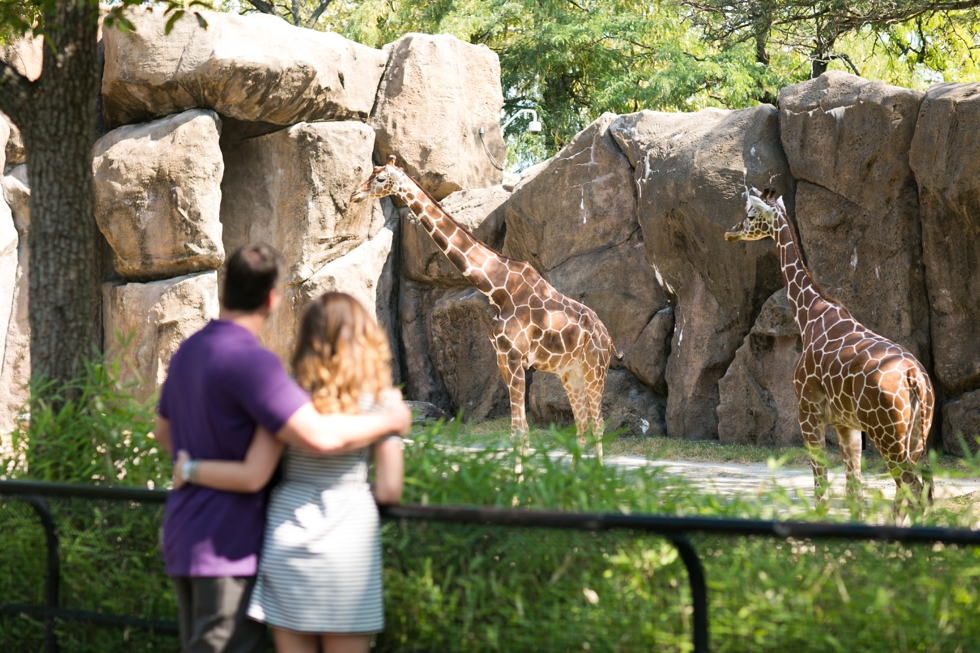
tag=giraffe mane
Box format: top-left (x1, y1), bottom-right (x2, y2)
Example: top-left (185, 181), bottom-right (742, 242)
top-left (757, 188), bottom-right (844, 308)
top-left (401, 168), bottom-right (522, 265)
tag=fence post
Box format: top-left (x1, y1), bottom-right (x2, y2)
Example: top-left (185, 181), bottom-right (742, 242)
top-left (24, 496), bottom-right (60, 653)
top-left (669, 534), bottom-right (708, 653)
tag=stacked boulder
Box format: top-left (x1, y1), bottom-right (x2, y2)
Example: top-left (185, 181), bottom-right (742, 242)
top-left (0, 37), bottom-right (41, 442)
top-left (94, 109), bottom-right (223, 401)
top-left (93, 9), bottom-right (505, 404)
top-left (0, 125), bottom-right (29, 442)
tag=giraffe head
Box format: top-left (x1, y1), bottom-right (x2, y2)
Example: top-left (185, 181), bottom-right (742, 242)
top-left (725, 188), bottom-right (784, 242)
top-left (350, 155), bottom-right (413, 203)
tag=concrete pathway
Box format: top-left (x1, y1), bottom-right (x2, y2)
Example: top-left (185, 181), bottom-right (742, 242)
top-left (421, 440), bottom-right (980, 502)
top-left (603, 454), bottom-right (980, 501)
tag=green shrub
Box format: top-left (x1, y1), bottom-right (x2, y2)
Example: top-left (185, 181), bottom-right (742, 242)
top-left (1, 351), bottom-right (175, 650)
top-left (1, 351), bottom-right (168, 488)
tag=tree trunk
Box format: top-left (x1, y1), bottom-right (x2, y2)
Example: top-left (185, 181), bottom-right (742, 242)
top-left (811, 57), bottom-right (829, 78)
top-left (21, 0), bottom-right (103, 399)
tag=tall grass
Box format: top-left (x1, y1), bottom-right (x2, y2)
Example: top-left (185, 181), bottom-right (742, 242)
top-left (1, 351), bottom-right (167, 487)
top-left (377, 424), bottom-right (980, 652)
top-left (3, 366), bottom-right (980, 652)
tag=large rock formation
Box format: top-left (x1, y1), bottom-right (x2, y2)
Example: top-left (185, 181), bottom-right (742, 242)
top-left (13, 15), bottom-right (980, 456)
top-left (0, 167), bottom-right (29, 440)
top-left (909, 83), bottom-right (980, 397)
top-left (103, 271), bottom-right (219, 401)
top-left (398, 280), bottom-right (452, 410)
top-left (0, 34), bottom-right (43, 81)
top-left (504, 114), bottom-right (670, 426)
top-left (0, 180), bottom-right (17, 394)
top-left (942, 389), bottom-right (980, 455)
top-left (94, 109), bottom-right (225, 280)
top-left (504, 114), bottom-right (639, 272)
top-left (427, 287), bottom-right (510, 421)
top-left (371, 33), bottom-right (506, 199)
top-left (1, 113), bottom-right (24, 170)
top-left (102, 9), bottom-right (387, 128)
top-left (610, 106), bottom-right (789, 440)
top-left (221, 121), bottom-right (384, 286)
top-left (0, 35), bottom-right (40, 171)
top-left (780, 72), bottom-right (930, 365)
top-left (717, 289), bottom-right (803, 446)
top-left (260, 223), bottom-right (398, 367)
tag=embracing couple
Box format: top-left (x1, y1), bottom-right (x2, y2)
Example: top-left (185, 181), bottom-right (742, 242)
top-left (154, 243), bottom-right (413, 653)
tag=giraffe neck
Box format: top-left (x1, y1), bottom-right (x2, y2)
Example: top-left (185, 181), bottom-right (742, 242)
top-left (397, 182), bottom-right (504, 296)
top-left (773, 212), bottom-right (825, 335)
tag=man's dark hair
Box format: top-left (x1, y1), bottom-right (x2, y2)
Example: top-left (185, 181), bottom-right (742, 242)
top-left (223, 243), bottom-right (282, 312)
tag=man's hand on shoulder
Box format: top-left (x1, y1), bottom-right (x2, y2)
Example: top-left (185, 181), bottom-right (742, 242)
top-left (277, 392), bottom-right (411, 455)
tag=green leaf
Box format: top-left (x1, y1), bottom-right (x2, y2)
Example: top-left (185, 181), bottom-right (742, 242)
top-left (164, 9), bottom-right (185, 35)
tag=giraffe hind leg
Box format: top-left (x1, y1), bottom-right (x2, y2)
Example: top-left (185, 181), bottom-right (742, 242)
top-left (584, 363), bottom-right (609, 466)
top-left (870, 422), bottom-right (924, 522)
top-left (559, 370), bottom-right (591, 461)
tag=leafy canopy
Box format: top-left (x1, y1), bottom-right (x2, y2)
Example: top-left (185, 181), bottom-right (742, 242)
top-left (0, 0), bottom-right (210, 47)
top-left (229, 0), bottom-right (980, 165)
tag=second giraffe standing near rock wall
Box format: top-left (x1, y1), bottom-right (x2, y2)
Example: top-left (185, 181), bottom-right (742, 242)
top-left (351, 156), bottom-right (620, 465)
top-left (725, 188), bottom-right (934, 517)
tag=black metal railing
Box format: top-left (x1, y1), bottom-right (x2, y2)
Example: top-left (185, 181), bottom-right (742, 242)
top-left (4, 479), bottom-right (980, 653)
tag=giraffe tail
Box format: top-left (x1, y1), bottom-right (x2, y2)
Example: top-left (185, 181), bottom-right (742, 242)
top-left (906, 368), bottom-right (931, 502)
top-left (611, 343), bottom-right (624, 360)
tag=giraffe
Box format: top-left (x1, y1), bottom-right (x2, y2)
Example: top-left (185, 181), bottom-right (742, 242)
top-left (725, 188), bottom-right (934, 515)
top-left (351, 156), bottom-right (619, 465)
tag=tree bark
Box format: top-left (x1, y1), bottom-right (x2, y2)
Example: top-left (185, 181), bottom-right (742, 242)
top-left (811, 57), bottom-right (829, 78)
top-left (20, 1), bottom-right (103, 398)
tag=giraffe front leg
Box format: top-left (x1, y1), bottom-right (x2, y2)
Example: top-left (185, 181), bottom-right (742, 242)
top-left (496, 349), bottom-right (528, 474)
top-left (835, 426), bottom-right (864, 517)
top-left (799, 408), bottom-right (830, 511)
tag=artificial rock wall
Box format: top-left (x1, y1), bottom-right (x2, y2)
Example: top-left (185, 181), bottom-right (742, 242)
top-left (3, 10), bottom-right (980, 453)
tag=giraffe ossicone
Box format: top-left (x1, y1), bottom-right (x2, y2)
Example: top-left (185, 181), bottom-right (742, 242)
top-left (352, 156), bottom-right (620, 465)
top-left (726, 188), bottom-right (934, 516)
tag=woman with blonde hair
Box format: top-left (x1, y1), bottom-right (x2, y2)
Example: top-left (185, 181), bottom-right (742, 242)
top-left (173, 292), bottom-right (404, 653)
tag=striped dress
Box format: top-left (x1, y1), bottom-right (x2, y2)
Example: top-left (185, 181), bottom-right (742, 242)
top-left (247, 393), bottom-right (389, 633)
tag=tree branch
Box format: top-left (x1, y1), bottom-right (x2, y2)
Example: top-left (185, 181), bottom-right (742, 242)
top-left (823, 51), bottom-right (862, 76)
top-left (0, 60), bottom-right (35, 127)
top-left (305, 0), bottom-right (334, 28)
top-left (243, 0), bottom-right (277, 15)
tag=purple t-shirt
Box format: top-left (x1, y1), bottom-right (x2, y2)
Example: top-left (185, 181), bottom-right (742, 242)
top-left (159, 320), bottom-right (309, 577)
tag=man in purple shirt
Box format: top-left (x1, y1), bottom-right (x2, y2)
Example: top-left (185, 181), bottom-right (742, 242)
top-left (154, 243), bottom-right (411, 653)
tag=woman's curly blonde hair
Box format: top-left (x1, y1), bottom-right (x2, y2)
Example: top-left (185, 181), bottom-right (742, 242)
top-left (292, 292), bottom-right (393, 414)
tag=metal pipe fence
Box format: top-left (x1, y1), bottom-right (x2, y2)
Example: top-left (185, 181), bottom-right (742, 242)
top-left (3, 479), bottom-right (980, 653)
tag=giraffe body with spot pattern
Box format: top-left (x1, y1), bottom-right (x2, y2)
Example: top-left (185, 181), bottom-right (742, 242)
top-left (725, 188), bottom-right (934, 511)
top-left (352, 156), bottom-right (618, 464)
